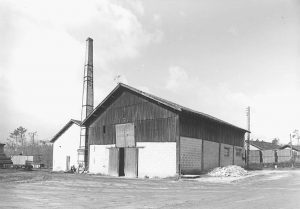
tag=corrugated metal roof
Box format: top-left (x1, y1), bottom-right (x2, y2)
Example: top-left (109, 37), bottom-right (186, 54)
top-left (82, 83), bottom-right (249, 132)
top-left (50, 119), bottom-right (81, 143)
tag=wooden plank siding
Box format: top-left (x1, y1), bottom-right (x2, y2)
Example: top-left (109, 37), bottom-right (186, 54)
top-left (88, 91), bottom-right (178, 145)
top-left (180, 112), bottom-right (245, 147)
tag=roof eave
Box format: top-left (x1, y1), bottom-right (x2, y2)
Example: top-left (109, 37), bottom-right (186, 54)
top-left (50, 119), bottom-right (81, 143)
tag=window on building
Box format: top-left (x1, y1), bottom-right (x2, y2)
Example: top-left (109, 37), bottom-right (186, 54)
top-left (103, 125), bottom-right (106, 134)
top-left (224, 147), bottom-right (230, 157)
top-left (236, 148), bottom-right (242, 157)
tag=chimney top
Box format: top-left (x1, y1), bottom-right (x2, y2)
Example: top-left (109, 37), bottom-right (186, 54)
top-left (86, 37), bottom-right (93, 42)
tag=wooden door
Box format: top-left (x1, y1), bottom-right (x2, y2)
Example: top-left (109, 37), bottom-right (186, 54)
top-left (108, 148), bottom-right (119, 176)
top-left (116, 123), bottom-right (135, 147)
top-left (124, 148), bottom-right (138, 177)
top-left (116, 124), bottom-right (126, 147)
top-left (124, 123), bottom-right (135, 147)
top-left (66, 156), bottom-right (70, 171)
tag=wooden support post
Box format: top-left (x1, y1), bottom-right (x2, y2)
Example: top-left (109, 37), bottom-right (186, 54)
top-left (232, 146), bottom-right (235, 165)
top-left (175, 115), bottom-right (181, 176)
top-left (201, 140), bottom-right (204, 171)
top-left (218, 143), bottom-right (221, 167)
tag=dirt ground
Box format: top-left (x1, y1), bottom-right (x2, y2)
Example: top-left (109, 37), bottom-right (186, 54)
top-left (1, 169), bottom-right (300, 209)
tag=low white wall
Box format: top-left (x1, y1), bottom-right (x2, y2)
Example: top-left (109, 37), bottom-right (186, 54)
top-left (52, 124), bottom-right (80, 171)
top-left (89, 144), bottom-right (114, 174)
top-left (137, 142), bottom-right (176, 178)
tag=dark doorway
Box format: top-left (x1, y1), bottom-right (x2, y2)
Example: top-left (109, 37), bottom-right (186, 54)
top-left (119, 148), bottom-right (125, 176)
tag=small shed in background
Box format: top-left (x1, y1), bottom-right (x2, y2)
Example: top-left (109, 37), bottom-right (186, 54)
top-left (51, 119), bottom-right (81, 171)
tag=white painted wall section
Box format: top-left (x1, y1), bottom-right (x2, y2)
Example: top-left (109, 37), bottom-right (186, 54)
top-left (89, 144), bottom-right (114, 174)
top-left (137, 142), bottom-right (176, 178)
top-left (52, 124), bottom-right (80, 171)
top-left (244, 143), bottom-right (260, 150)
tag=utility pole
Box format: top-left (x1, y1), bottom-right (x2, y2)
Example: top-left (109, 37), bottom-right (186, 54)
top-left (246, 106), bottom-right (250, 169)
top-left (28, 132), bottom-right (37, 156)
top-left (28, 132), bottom-right (37, 145)
top-left (290, 133), bottom-right (294, 168)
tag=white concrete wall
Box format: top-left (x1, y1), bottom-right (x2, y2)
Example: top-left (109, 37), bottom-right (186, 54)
top-left (52, 124), bottom-right (80, 171)
top-left (250, 145), bottom-right (259, 150)
top-left (244, 143), bottom-right (259, 150)
top-left (89, 144), bottom-right (114, 174)
top-left (137, 142), bottom-right (176, 178)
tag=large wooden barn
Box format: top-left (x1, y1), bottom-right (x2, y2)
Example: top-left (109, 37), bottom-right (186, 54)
top-left (82, 83), bottom-right (248, 178)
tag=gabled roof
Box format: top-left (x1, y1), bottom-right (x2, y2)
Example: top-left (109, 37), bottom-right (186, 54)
top-left (50, 119), bottom-right (81, 143)
top-left (248, 140), bottom-right (281, 150)
top-left (82, 83), bottom-right (248, 133)
top-left (280, 144), bottom-right (300, 152)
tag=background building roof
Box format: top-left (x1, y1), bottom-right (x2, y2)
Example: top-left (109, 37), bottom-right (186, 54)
top-left (248, 140), bottom-right (281, 150)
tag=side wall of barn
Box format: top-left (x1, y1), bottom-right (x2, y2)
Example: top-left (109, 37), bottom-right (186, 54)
top-left (179, 137), bottom-right (244, 174)
top-left (180, 113), bottom-right (245, 147)
top-left (179, 113), bottom-right (245, 174)
top-left (52, 124), bottom-right (80, 171)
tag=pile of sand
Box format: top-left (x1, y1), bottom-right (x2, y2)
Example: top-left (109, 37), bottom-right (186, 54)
top-left (208, 165), bottom-right (248, 177)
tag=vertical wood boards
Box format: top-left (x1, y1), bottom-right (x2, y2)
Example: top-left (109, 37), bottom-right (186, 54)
top-left (116, 123), bottom-right (135, 147)
top-left (108, 148), bottom-right (119, 176)
top-left (88, 91), bottom-right (177, 145)
top-left (180, 113), bottom-right (245, 147)
top-left (175, 115), bottom-right (180, 175)
top-left (124, 123), bottom-right (135, 147)
top-left (116, 125), bottom-right (125, 147)
top-left (124, 148), bottom-right (138, 177)
top-left (108, 147), bottom-right (139, 177)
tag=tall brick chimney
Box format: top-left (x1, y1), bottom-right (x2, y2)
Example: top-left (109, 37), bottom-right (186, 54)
top-left (78, 37), bottom-right (94, 171)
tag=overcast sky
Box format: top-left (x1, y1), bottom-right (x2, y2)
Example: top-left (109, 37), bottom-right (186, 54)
top-left (1, 0), bottom-right (299, 144)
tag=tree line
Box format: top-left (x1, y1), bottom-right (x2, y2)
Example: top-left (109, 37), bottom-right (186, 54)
top-left (4, 126), bottom-right (53, 168)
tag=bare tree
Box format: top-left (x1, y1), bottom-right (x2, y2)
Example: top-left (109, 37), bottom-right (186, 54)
top-left (9, 130), bottom-right (19, 145)
top-left (17, 126), bottom-right (27, 146)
